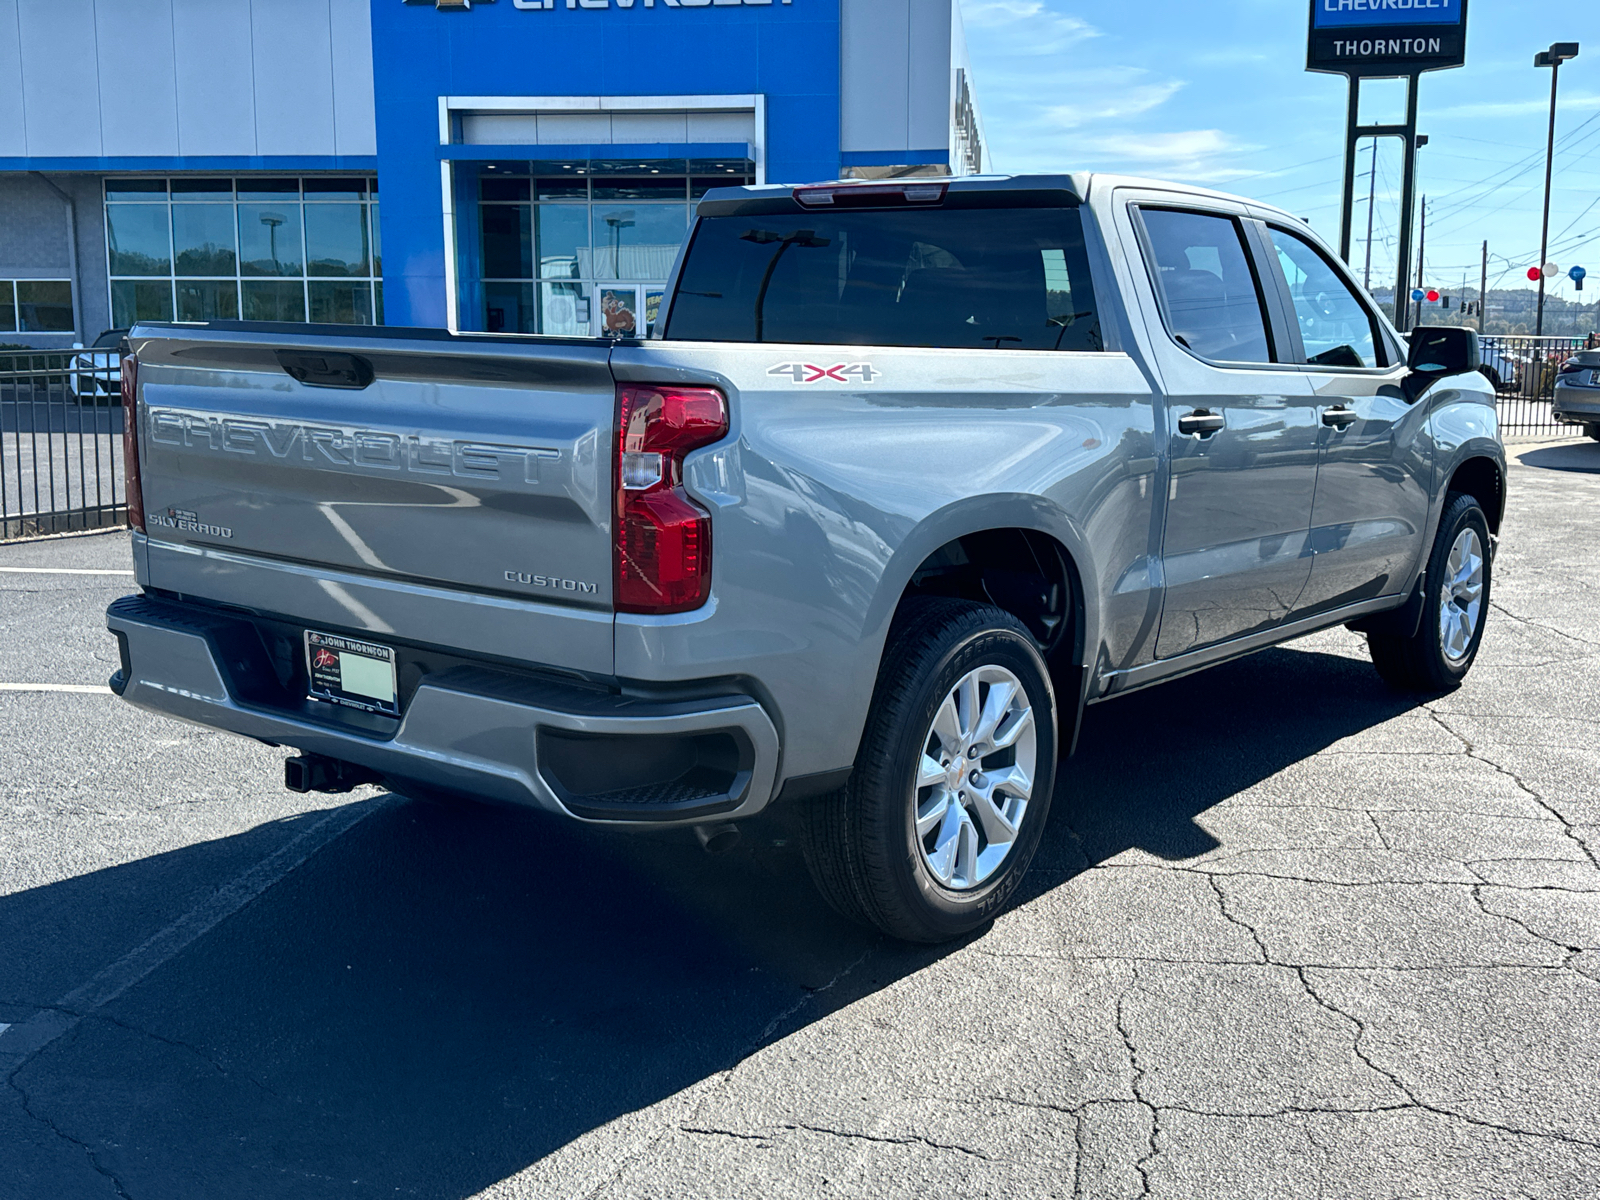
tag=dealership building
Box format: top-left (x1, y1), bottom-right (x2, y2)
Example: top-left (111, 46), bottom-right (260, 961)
top-left (0, 0), bottom-right (987, 346)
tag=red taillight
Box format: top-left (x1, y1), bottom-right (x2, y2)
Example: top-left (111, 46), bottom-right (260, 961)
top-left (614, 384), bottom-right (728, 614)
top-left (120, 351), bottom-right (144, 533)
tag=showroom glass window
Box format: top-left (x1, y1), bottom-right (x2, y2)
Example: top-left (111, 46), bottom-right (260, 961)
top-left (473, 158), bottom-right (753, 337)
top-left (0, 280), bottom-right (74, 334)
top-left (104, 178), bottom-right (382, 327)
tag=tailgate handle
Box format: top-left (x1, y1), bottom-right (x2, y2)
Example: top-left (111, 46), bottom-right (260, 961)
top-left (276, 350), bottom-right (375, 390)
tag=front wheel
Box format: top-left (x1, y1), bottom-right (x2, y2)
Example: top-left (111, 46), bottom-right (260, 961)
top-left (802, 598), bottom-right (1057, 942)
top-left (1367, 491), bottom-right (1492, 691)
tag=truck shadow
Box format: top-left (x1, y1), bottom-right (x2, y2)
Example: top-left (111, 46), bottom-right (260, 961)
top-left (1030, 643), bottom-right (1425, 881)
top-left (0, 643), bottom-right (1418, 1199)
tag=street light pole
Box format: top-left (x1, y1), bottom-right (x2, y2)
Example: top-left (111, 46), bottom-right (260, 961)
top-left (1535, 42), bottom-right (1581, 337)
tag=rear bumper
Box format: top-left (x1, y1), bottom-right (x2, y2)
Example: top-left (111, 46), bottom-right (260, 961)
top-left (106, 594), bottom-right (780, 826)
top-left (1553, 382), bottom-right (1600, 423)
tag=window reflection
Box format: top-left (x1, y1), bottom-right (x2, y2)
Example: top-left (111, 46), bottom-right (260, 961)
top-left (105, 176), bottom-right (379, 328)
top-left (309, 280), bottom-right (373, 325)
top-left (305, 204), bottom-right (369, 277)
top-left (107, 205), bottom-right (172, 276)
top-left (172, 204), bottom-right (237, 276)
top-left (176, 279), bottom-right (238, 322)
top-left (239, 204), bottom-right (303, 277)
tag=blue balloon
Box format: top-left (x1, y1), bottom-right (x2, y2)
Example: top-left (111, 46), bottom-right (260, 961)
top-left (1571, 265), bottom-right (1587, 281)
top-left (1411, 288), bottom-right (1427, 301)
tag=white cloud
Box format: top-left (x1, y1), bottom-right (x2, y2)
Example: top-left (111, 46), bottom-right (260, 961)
top-left (1070, 129), bottom-right (1266, 183)
top-left (1034, 82), bottom-right (1187, 131)
top-left (962, 1), bottom-right (1099, 55)
top-left (961, 1), bottom-right (1202, 174)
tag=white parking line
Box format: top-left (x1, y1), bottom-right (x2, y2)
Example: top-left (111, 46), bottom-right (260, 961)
top-left (0, 798), bottom-right (392, 1073)
top-left (0, 566), bottom-right (135, 575)
top-left (0, 683), bottom-right (113, 694)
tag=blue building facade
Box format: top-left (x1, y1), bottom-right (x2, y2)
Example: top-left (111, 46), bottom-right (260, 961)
top-left (0, 0), bottom-right (984, 345)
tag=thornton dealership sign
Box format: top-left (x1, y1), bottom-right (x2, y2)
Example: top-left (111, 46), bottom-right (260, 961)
top-left (1307, 0), bottom-right (1468, 76)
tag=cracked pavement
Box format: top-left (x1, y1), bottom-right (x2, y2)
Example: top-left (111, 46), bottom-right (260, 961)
top-left (3, 439), bottom-right (1599, 1198)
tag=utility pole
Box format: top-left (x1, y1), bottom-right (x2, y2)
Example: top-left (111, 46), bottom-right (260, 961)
top-left (1411, 196), bottom-right (1427, 329)
top-left (1479, 240), bottom-right (1488, 333)
top-left (1535, 42), bottom-right (1581, 336)
top-left (1362, 138), bottom-right (1378, 292)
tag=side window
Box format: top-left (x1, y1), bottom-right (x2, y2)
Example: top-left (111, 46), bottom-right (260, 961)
top-left (1267, 227), bottom-right (1382, 369)
top-left (1137, 208), bottom-right (1273, 364)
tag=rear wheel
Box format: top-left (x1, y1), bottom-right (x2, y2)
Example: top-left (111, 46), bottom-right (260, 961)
top-left (801, 598), bottom-right (1057, 942)
top-left (1368, 491), bottom-right (1491, 691)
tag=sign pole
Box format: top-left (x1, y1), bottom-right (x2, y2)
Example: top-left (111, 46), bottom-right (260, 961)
top-left (1307, 1), bottom-right (1467, 329)
top-left (1392, 76), bottom-right (1420, 330)
top-left (1338, 77), bottom-right (1361, 263)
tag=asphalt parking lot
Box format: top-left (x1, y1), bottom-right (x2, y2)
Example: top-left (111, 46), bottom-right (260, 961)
top-left (3, 439), bottom-right (1598, 1199)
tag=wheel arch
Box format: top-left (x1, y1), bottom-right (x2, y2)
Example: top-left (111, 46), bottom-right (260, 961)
top-left (864, 496), bottom-right (1099, 753)
top-left (1445, 454), bottom-right (1506, 534)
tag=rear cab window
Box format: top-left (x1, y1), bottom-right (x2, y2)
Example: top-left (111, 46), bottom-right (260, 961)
top-left (664, 206), bottom-right (1103, 351)
top-left (1134, 207), bottom-right (1276, 365)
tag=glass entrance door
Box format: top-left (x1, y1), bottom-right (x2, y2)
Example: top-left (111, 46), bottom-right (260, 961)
top-left (468, 157), bottom-right (752, 337)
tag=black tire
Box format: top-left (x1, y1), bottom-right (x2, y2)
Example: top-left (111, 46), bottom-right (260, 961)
top-left (801, 597), bottom-right (1058, 942)
top-left (1368, 491), bottom-right (1492, 691)
top-left (1586, 423), bottom-right (1600, 442)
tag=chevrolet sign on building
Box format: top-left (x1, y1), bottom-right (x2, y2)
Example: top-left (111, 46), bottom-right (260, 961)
top-left (0, 0), bottom-right (987, 344)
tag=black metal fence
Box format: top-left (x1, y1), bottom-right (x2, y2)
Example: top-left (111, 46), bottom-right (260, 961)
top-left (0, 332), bottom-right (1593, 541)
top-left (1480, 334), bottom-right (1598, 437)
top-left (0, 349), bottom-right (126, 541)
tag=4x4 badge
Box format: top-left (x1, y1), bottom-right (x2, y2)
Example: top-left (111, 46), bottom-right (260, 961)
top-left (767, 362), bottom-right (879, 384)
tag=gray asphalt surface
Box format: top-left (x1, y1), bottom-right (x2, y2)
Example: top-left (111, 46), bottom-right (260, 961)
top-left (2, 439), bottom-right (1598, 1199)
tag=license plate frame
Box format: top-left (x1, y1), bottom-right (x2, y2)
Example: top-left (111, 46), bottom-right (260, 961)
top-left (304, 630), bottom-right (401, 717)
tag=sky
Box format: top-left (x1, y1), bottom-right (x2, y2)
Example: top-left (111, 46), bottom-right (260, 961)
top-left (962, 0), bottom-right (1600, 304)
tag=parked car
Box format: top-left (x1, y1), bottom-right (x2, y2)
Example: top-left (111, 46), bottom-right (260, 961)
top-left (105, 173), bottom-right (1504, 942)
top-left (69, 328), bottom-right (127, 401)
top-left (1477, 340), bottom-right (1521, 393)
top-left (1553, 350), bottom-right (1600, 439)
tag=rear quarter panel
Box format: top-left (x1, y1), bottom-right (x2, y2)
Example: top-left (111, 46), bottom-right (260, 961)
top-left (610, 340), bottom-right (1163, 780)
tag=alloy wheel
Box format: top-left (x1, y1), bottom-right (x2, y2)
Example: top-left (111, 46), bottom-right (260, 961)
top-left (913, 665), bottom-right (1037, 890)
top-left (1439, 527), bottom-right (1485, 662)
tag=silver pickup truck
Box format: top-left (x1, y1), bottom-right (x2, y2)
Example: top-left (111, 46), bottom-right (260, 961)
top-left (107, 174), bottom-right (1503, 942)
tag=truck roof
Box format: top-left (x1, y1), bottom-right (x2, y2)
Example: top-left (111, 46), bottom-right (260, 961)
top-left (697, 172), bottom-right (1306, 228)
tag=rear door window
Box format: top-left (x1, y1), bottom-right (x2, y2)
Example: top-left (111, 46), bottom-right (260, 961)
top-left (1136, 207), bottom-right (1275, 364)
top-left (1266, 226), bottom-right (1385, 369)
top-left (664, 206), bottom-right (1102, 351)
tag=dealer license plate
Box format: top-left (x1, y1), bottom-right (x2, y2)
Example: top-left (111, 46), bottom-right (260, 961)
top-left (304, 630), bottom-right (400, 716)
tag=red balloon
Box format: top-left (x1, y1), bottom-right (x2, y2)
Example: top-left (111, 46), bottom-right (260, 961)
top-left (1426, 289), bottom-right (1440, 302)
top-left (1528, 267), bottom-right (1542, 281)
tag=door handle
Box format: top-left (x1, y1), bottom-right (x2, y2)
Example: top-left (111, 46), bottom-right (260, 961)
top-left (1177, 409), bottom-right (1226, 437)
top-left (1321, 405), bottom-right (1359, 428)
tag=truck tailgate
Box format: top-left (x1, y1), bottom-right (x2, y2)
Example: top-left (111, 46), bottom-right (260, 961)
top-left (130, 328), bottom-right (617, 675)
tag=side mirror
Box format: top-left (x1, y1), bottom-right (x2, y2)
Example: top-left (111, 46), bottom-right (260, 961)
top-left (1404, 326), bottom-right (1480, 401)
